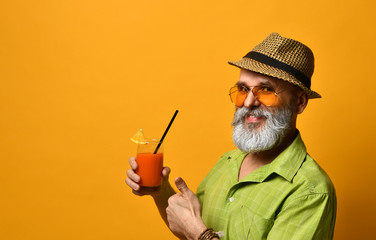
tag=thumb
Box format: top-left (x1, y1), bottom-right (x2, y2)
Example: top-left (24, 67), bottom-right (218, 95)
top-left (162, 167), bottom-right (171, 179)
top-left (175, 177), bottom-right (192, 195)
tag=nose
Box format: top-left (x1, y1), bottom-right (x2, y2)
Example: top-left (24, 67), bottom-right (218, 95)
top-left (243, 90), bottom-right (261, 109)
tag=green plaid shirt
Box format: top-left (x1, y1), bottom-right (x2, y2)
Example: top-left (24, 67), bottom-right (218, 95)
top-left (197, 134), bottom-right (336, 239)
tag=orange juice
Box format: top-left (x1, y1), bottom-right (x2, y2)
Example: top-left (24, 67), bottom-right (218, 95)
top-left (136, 153), bottom-right (163, 187)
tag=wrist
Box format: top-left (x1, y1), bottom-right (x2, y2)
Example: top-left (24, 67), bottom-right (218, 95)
top-left (193, 222), bottom-right (207, 240)
top-left (197, 228), bottom-right (220, 240)
top-left (185, 219), bottom-right (206, 240)
top-left (185, 218), bottom-right (207, 240)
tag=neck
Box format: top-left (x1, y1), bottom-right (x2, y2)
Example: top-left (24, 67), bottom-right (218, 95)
top-left (238, 128), bottom-right (298, 180)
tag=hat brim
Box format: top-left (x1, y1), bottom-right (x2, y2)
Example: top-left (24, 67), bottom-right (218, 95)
top-left (228, 58), bottom-right (321, 99)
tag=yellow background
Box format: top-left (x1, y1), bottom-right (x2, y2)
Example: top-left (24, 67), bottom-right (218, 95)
top-left (1, 0), bottom-right (375, 239)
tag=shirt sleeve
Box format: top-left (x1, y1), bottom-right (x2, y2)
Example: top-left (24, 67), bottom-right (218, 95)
top-left (267, 193), bottom-right (337, 239)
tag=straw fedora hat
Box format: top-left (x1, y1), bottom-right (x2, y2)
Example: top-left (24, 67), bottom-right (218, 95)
top-left (228, 33), bottom-right (321, 99)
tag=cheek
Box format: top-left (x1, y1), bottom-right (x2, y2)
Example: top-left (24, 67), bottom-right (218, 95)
top-left (278, 94), bottom-right (297, 110)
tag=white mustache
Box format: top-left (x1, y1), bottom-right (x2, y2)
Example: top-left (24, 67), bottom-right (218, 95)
top-left (232, 107), bottom-right (271, 126)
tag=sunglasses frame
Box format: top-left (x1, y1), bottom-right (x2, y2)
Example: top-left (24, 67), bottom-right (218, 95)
top-left (229, 85), bottom-right (280, 107)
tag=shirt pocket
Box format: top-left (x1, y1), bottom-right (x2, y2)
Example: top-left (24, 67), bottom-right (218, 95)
top-left (241, 204), bottom-right (274, 240)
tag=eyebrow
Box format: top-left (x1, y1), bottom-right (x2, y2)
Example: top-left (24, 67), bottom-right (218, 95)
top-left (236, 81), bottom-right (273, 88)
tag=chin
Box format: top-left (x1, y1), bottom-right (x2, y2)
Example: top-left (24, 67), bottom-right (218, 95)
top-left (244, 121), bottom-right (264, 131)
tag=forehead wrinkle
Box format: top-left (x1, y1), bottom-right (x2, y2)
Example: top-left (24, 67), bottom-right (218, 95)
top-left (236, 78), bottom-right (275, 88)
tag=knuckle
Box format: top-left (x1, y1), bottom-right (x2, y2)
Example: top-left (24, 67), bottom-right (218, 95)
top-left (126, 169), bottom-right (139, 182)
top-left (125, 177), bottom-right (138, 190)
top-left (129, 157), bottom-right (136, 165)
top-left (167, 196), bottom-right (175, 205)
top-left (131, 162), bottom-right (138, 170)
top-left (126, 169), bottom-right (134, 178)
top-left (125, 178), bottom-right (132, 187)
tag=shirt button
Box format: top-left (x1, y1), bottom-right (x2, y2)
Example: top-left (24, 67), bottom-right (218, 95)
top-left (229, 197), bottom-right (234, 202)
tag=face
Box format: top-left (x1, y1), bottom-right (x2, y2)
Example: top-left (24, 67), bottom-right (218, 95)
top-left (232, 69), bottom-right (305, 153)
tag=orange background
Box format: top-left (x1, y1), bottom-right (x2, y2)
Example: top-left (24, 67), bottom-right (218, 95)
top-left (1, 0), bottom-right (375, 239)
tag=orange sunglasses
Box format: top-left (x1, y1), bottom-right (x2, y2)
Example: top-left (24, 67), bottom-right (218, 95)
top-left (229, 85), bottom-right (281, 107)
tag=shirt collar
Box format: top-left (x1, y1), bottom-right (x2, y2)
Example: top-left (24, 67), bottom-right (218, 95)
top-left (268, 133), bottom-right (307, 182)
top-left (227, 132), bottom-right (307, 183)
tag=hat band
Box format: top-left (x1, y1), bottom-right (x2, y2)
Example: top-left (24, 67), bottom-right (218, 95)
top-left (244, 51), bottom-right (311, 89)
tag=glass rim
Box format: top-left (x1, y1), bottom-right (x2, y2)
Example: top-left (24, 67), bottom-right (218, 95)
top-left (138, 138), bottom-right (161, 144)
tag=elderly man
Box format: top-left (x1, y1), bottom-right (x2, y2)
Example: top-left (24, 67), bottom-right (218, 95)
top-left (126, 33), bottom-right (337, 240)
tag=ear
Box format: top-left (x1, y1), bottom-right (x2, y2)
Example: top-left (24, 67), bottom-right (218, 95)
top-left (296, 91), bottom-right (308, 114)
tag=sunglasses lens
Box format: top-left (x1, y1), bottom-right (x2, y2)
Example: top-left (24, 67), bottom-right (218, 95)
top-left (230, 86), bottom-right (277, 107)
top-left (236, 91), bottom-right (247, 107)
top-left (253, 87), bottom-right (276, 106)
top-left (230, 87), bottom-right (247, 107)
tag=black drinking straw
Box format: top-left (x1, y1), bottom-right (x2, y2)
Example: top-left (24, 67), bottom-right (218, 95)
top-left (153, 110), bottom-right (179, 154)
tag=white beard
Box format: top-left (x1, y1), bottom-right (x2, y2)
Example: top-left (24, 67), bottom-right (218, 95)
top-left (232, 106), bottom-right (293, 153)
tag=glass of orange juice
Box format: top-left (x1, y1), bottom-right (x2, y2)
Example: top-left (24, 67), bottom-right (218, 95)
top-left (136, 138), bottom-right (163, 191)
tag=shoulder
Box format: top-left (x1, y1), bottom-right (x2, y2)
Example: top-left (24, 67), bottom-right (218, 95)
top-left (291, 154), bottom-right (336, 199)
top-left (276, 154), bottom-right (337, 227)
